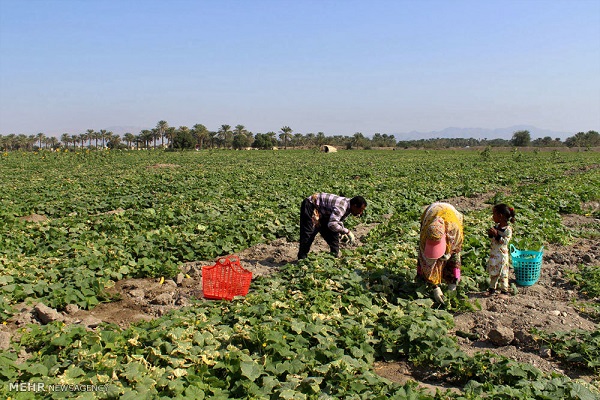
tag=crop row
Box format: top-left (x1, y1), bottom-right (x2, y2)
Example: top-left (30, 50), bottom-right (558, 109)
top-left (0, 149), bottom-right (599, 398)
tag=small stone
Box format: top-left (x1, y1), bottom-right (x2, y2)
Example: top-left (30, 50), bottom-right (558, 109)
top-left (80, 316), bottom-right (103, 328)
top-left (163, 280), bottom-right (177, 289)
top-left (182, 279), bottom-right (196, 288)
top-left (540, 347), bottom-right (552, 358)
top-left (175, 297), bottom-right (190, 307)
top-left (129, 288), bottom-right (145, 298)
top-left (151, 293), bottom-right (174, 305)
top-left (582, 254), bottom-right (594, 263)
top-left (180, 264), bottom-right (192, 274)
top-left (33, 303), bottom-right (64, 324)
top-left (0, 331), bottom-right (11, 350)
top-left (514, 330), bottom-right (533, 345)
top-left (488, 303), bottom-right (501, 312)
top-left (488, 325), bottom-right (514, 346)
top-left (64, 304), bottom-right (79, 314)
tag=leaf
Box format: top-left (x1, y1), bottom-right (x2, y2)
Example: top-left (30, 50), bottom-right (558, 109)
top-left (26, 363), bottom-right (48, 377)
top-left (568, 383), bottom-right (598, 400)
top-left (185, 385), bottom-right (206, 399)
top-left (0, 276), bottom-right (14, 285)
top-left (240, 360), bottom-right (262, 381)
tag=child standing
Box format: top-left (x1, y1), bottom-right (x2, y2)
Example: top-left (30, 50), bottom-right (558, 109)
top-left (487, 204), bottom-right (516, 294)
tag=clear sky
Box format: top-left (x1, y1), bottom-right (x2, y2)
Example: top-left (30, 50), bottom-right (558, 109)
top-left (1, 0), bottom-right (599, 138)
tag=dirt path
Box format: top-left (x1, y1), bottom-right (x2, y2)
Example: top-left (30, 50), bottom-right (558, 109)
top-left (5, 223), bottom-right (377, 330)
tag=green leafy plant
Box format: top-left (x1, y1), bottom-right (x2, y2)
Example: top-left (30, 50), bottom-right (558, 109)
top-left (1, 149), bottom-right (599, 398)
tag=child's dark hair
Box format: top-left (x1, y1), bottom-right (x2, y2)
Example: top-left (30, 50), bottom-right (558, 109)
top-left (494, 203), bottom-right (516, 223)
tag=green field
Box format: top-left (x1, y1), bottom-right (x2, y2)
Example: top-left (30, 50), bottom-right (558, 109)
top-left (1, 149), bottom-right (599, 399)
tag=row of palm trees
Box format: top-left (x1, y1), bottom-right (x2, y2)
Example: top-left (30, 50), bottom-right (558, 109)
top-left (1, 120), bottom-right (393, 151)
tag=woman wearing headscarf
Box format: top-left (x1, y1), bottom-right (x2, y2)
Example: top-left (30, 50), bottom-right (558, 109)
top-left (417, 202), bottom-right (464, 305)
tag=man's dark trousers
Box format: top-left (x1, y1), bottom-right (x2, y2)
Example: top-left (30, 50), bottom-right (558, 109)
top-left (298, 198), bottom-right (339, 259)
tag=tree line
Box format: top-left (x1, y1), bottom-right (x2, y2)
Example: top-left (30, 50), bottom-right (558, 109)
top-left (1, 122), bottom-right (598, 151)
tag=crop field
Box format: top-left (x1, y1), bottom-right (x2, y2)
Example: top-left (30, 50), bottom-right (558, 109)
top-left (1, 148), bottom-right (599, 399)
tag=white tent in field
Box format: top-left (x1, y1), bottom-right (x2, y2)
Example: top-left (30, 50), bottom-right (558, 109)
top-left (320, 145), bottom-right (337, 153)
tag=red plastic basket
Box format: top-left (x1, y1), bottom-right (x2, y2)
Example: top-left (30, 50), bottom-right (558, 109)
top-left (202, 255), bottom-right (252, 300)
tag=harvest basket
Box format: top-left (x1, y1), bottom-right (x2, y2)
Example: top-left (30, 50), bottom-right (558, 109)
top-left (510, 244), bottom-right (543, 286)
top-left (202, 255), bottom-right (252, 300)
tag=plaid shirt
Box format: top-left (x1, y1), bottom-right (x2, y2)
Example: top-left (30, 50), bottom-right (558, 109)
top-left (308, 193), bottom-right (351, 233)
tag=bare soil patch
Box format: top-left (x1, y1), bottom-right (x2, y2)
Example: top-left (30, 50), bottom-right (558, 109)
top-left (4, 223), bottom-right (377, 332)
top-left (146, 163), bottom-right (180, 169)
top-left (18, 214), bottom-right (48, 223)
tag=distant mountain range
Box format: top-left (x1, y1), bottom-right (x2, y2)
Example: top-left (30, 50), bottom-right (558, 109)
top-left (393, 125), bottom-right (572, 141)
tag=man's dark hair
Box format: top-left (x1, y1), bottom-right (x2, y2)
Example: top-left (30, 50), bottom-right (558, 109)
top-left (350, 196), bottom-right (367, 208)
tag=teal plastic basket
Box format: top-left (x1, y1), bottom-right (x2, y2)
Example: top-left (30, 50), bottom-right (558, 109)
top-left (510, 244), bottom-right (543, 286)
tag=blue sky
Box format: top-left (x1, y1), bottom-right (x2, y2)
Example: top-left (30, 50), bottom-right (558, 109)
top-left (1, 0), bottom-right (599, 138)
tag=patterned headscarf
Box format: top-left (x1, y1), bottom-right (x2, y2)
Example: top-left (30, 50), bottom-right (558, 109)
top-left (426, 217), bottom-right (445, 240)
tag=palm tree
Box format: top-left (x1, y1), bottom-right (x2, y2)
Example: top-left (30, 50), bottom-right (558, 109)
top-left (165, 127), bottom-right (177, 148)
top-left (266, 131), bottom-right (277, 149)
top-left (352, 132), bottom-right (366, 149)
top-left (77, 133), bottom-right (87, 149)
top-left (2, 135), bottom-right (15, 151)
top-left (123, 133), bottom-right (135, 149)
top-left (134, 134), bottom-right (142, 150)
top-left (156, 120), bottom-right (169, 148)
top-left (60, 133), bottom-right (71, 150)
top-left (36, 132), bottom-right (45, 149)
top-left (232, 125), bottom-right (252, 150)
top-left (47, 136), bottom-right (59, 150)
top-left (217, 125), bottom-right (232, 148)
top-left (16, 134), bottom-right (27, 150)
top-left (80, 132), bottom-right (89, 149)
top-left (84, 129), bottom-right (95, 149)
top-left (234, 124), bottom-right (247, 137)
top-left (140, 130), bottom-right (152, 149)
top-left (292, 133), bottom-right (304, 148)
top-left (98, 130), bottom-right (107, 149)
top-left (3, 134), bottom-right (15, 150)
top-left (106, 132), bottom-right (121, 148)
top-left (192, 124), bottom-right (209, 149)
top-left (279, 126), bottom-right (292, 149)
top-left (174, 126), bottom-right (191, 149)
top-left (104, 132), bottom-right (113, 147)
top-left (151, 128), bottom-right (160, 149)
top-left (316, 132), bottom-right (326, 147)
top-left (208, 131), bottom-right (218, 148)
